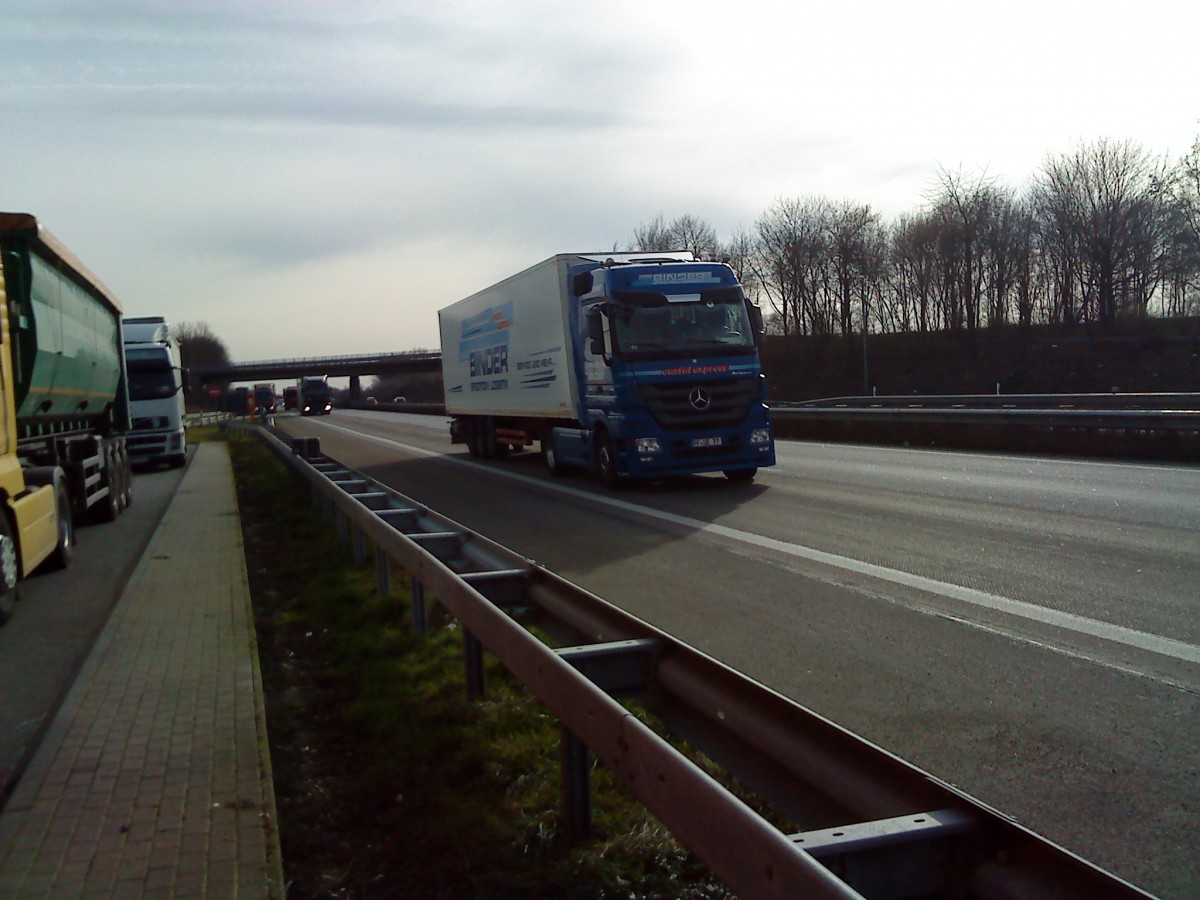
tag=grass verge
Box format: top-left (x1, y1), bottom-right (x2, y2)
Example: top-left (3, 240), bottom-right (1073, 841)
top-left (227, 432), bottom-right (731, 898)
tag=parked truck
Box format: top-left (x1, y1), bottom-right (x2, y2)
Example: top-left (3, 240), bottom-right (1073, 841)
top-left (253, 383), bottom-right (277, 414)
top-left (438, 252), bottom-right (775, 485)
top-left (299, 376), bottom-right (332, 416)
top-left (123, 316), bottom-right (187, 468)
top-left (0, 212), bottom-right (133, 621)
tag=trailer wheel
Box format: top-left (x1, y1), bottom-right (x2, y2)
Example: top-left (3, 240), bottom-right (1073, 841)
top-left (46, 480), bottom-right (75, 571)
top-left (478, 417), bottom-right (496, 459)
top-left (595, 432), bottom-right (620, 489)
top-left (541, 428), bottom-right (564, 475)
top-left (0, 513), bottom-right (19, 624)
top-left (465, 419), bottom-right (481, 458)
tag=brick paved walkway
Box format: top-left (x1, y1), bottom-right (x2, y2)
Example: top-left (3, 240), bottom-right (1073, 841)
top-left (0, 443), bottom-right (283, 898)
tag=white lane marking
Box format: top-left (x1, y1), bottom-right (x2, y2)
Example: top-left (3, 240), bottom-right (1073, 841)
top-left (307, 419), bottom-right (1200, 667)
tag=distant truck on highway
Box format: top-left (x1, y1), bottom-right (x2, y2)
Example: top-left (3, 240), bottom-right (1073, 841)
top-left (253, 383), bottom-right (277, 414)
top-left (221, 387), bottom-right (255, 416)
top-left (299, 376), bottom-right (332, 416)
top-left (438, 252), bottom-right (775, 485)
top-left (123, 316), bottom-right (187, 469)
top-left (0, 212), bottom-right (133, 621)
top-left (282, 386), bottom-right (299, 411)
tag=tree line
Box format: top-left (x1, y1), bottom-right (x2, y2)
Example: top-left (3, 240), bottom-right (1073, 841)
top-left (627, 135), bottom-right (1200, 338)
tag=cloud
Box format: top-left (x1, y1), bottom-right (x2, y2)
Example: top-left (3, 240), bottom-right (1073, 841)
top-left (4, 0), bottom-right (1195, 365)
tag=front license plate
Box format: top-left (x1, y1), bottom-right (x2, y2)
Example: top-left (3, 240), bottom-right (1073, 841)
top-left (691, 436), bottom-right (723, 448)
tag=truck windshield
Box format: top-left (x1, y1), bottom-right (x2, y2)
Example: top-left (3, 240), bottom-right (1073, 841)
top-left (128, 367), bottom-right (178, 401)
top-left (610, 289), bottom-right (756, 358)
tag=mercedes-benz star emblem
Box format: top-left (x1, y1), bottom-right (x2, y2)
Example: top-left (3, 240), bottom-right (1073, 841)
top-left (689, 388), bottom-right (711, 410)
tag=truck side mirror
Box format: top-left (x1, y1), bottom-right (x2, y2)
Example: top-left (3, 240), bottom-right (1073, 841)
top-left (749, 304), bottom-right (765, 344)
top-left (572, 272), bottom-right (594, 296)
top-left (586, 313), bottom-right (606, 356)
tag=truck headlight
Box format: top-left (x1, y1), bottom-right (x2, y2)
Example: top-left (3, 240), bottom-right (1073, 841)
top-left (750, 428), bottom-right (771, 446)
top-left (635, 438), bottom-right (663, 457)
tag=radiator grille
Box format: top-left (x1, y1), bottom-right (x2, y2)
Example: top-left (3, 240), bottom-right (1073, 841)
top-left (636, 379), bottom-right (758, 431)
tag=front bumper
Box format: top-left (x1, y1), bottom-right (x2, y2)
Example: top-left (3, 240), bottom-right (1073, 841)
top-left (612, 417), bottom-right (775, 478)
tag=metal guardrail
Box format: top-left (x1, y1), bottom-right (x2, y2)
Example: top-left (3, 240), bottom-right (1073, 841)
top-left (183, 411), bottom-right (234, 427)
top-left (230, 421), bottom-right (1156, 899)
top-left (781, 392), bottom-right (1200, 411)
top-left (771, 405), bottom-right (1200, 432)
top-left (768, 393), bottom-right (1200, 460)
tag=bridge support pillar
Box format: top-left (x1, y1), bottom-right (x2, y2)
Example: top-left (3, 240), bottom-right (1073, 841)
top-left (349, 375), bottom-right (362, 399)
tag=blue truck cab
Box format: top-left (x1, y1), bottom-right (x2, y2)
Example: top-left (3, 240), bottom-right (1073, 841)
top-left (440, 252), bottom-right (775, 486)
top-left (558, 257), bottom-right (774, 483)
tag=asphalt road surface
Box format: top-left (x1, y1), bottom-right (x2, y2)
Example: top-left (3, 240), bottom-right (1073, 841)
top-left (0, 455), bottom-right (189, 805)
top-left (278, 409), bottom-right (1200, 900)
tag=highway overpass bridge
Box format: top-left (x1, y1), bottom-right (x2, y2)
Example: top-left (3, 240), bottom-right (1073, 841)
top-left (193, 350), bottom-right (443, 397)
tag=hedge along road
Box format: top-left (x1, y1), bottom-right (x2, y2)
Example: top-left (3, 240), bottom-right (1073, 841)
top-left (0, 456), bottom-right (190, 805)
top-left (277, 408), bottom-right (1200, 900)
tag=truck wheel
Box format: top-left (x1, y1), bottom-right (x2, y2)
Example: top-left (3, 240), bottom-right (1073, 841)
top-left (724, 468), bottom-right (757, 482)
top-left (466, 419), bottom-right (481, 458)
top-left (478, 418), bottom-right (496, 459)
top-left (46, 480), bottom-right (75, 571)
top-left (121, 452), bottom-right (134, 509)
top-left (95, 447), bottom-right (121, 523)
top-left (0, 513), bottom-right (19, 623)
top-left (541, 429), bottom-right (564, 475)
top-left (596, 433), bottom-right (620, 489)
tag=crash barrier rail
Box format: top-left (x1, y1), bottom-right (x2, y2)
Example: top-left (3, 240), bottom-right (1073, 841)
top-left (769, 393), bottom-right (1200, 460)
top-left (226, 421), bottom-right (1155, 899)
top-left (772, 392), bottom-right (1200, 432)
top-left (184, 411), bottom-right (234, 427)
top-left (779, 392), bottom-right (1200, 411)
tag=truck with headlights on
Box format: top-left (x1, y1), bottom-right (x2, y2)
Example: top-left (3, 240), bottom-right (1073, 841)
top-left (438, 252), bottom-right (775, 486)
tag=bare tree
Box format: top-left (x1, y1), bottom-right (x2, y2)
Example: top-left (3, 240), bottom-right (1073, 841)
top-left (718, 227), bottom-right (761, 298)
top-left (1032, 139), bottom-right (1169, 327)
top-left (631, 215), bottom-right (672, 252)
top-left (889, 211), bottom-right (942, 332)
top-left (176, 321), bottom-right (231, 406)
top-left (1159, 133), bottom-right (1200, 315)
top-left (750, 197), bottom-right (831, 336)
top-left (826, 201), bottom-right (885, 337)
top-left (931, 168), bottom-right (1001, 335)
top-left (630, 214), bottom-right (720, 259)
top-left (176, 321), bottom-right (230, 369)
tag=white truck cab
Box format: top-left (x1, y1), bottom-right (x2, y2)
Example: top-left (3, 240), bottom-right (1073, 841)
top-left (122, 316), bottom-right (187, 468)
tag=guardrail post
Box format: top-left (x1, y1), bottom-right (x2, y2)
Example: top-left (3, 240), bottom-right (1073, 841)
top-left (376, 551), bottom-right (390, 596)
top-left (410, 577), bottom-right (427, 635)
top-left (561, 726), bottom-right (591, 840)
top-left (352, 524), bottom-right (366, 566)
top-left (464, 629), bottom-right (485, 700)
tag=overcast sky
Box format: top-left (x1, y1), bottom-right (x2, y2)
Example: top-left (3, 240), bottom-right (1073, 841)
top-left (3, 0), bottom-right (1196, 362)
